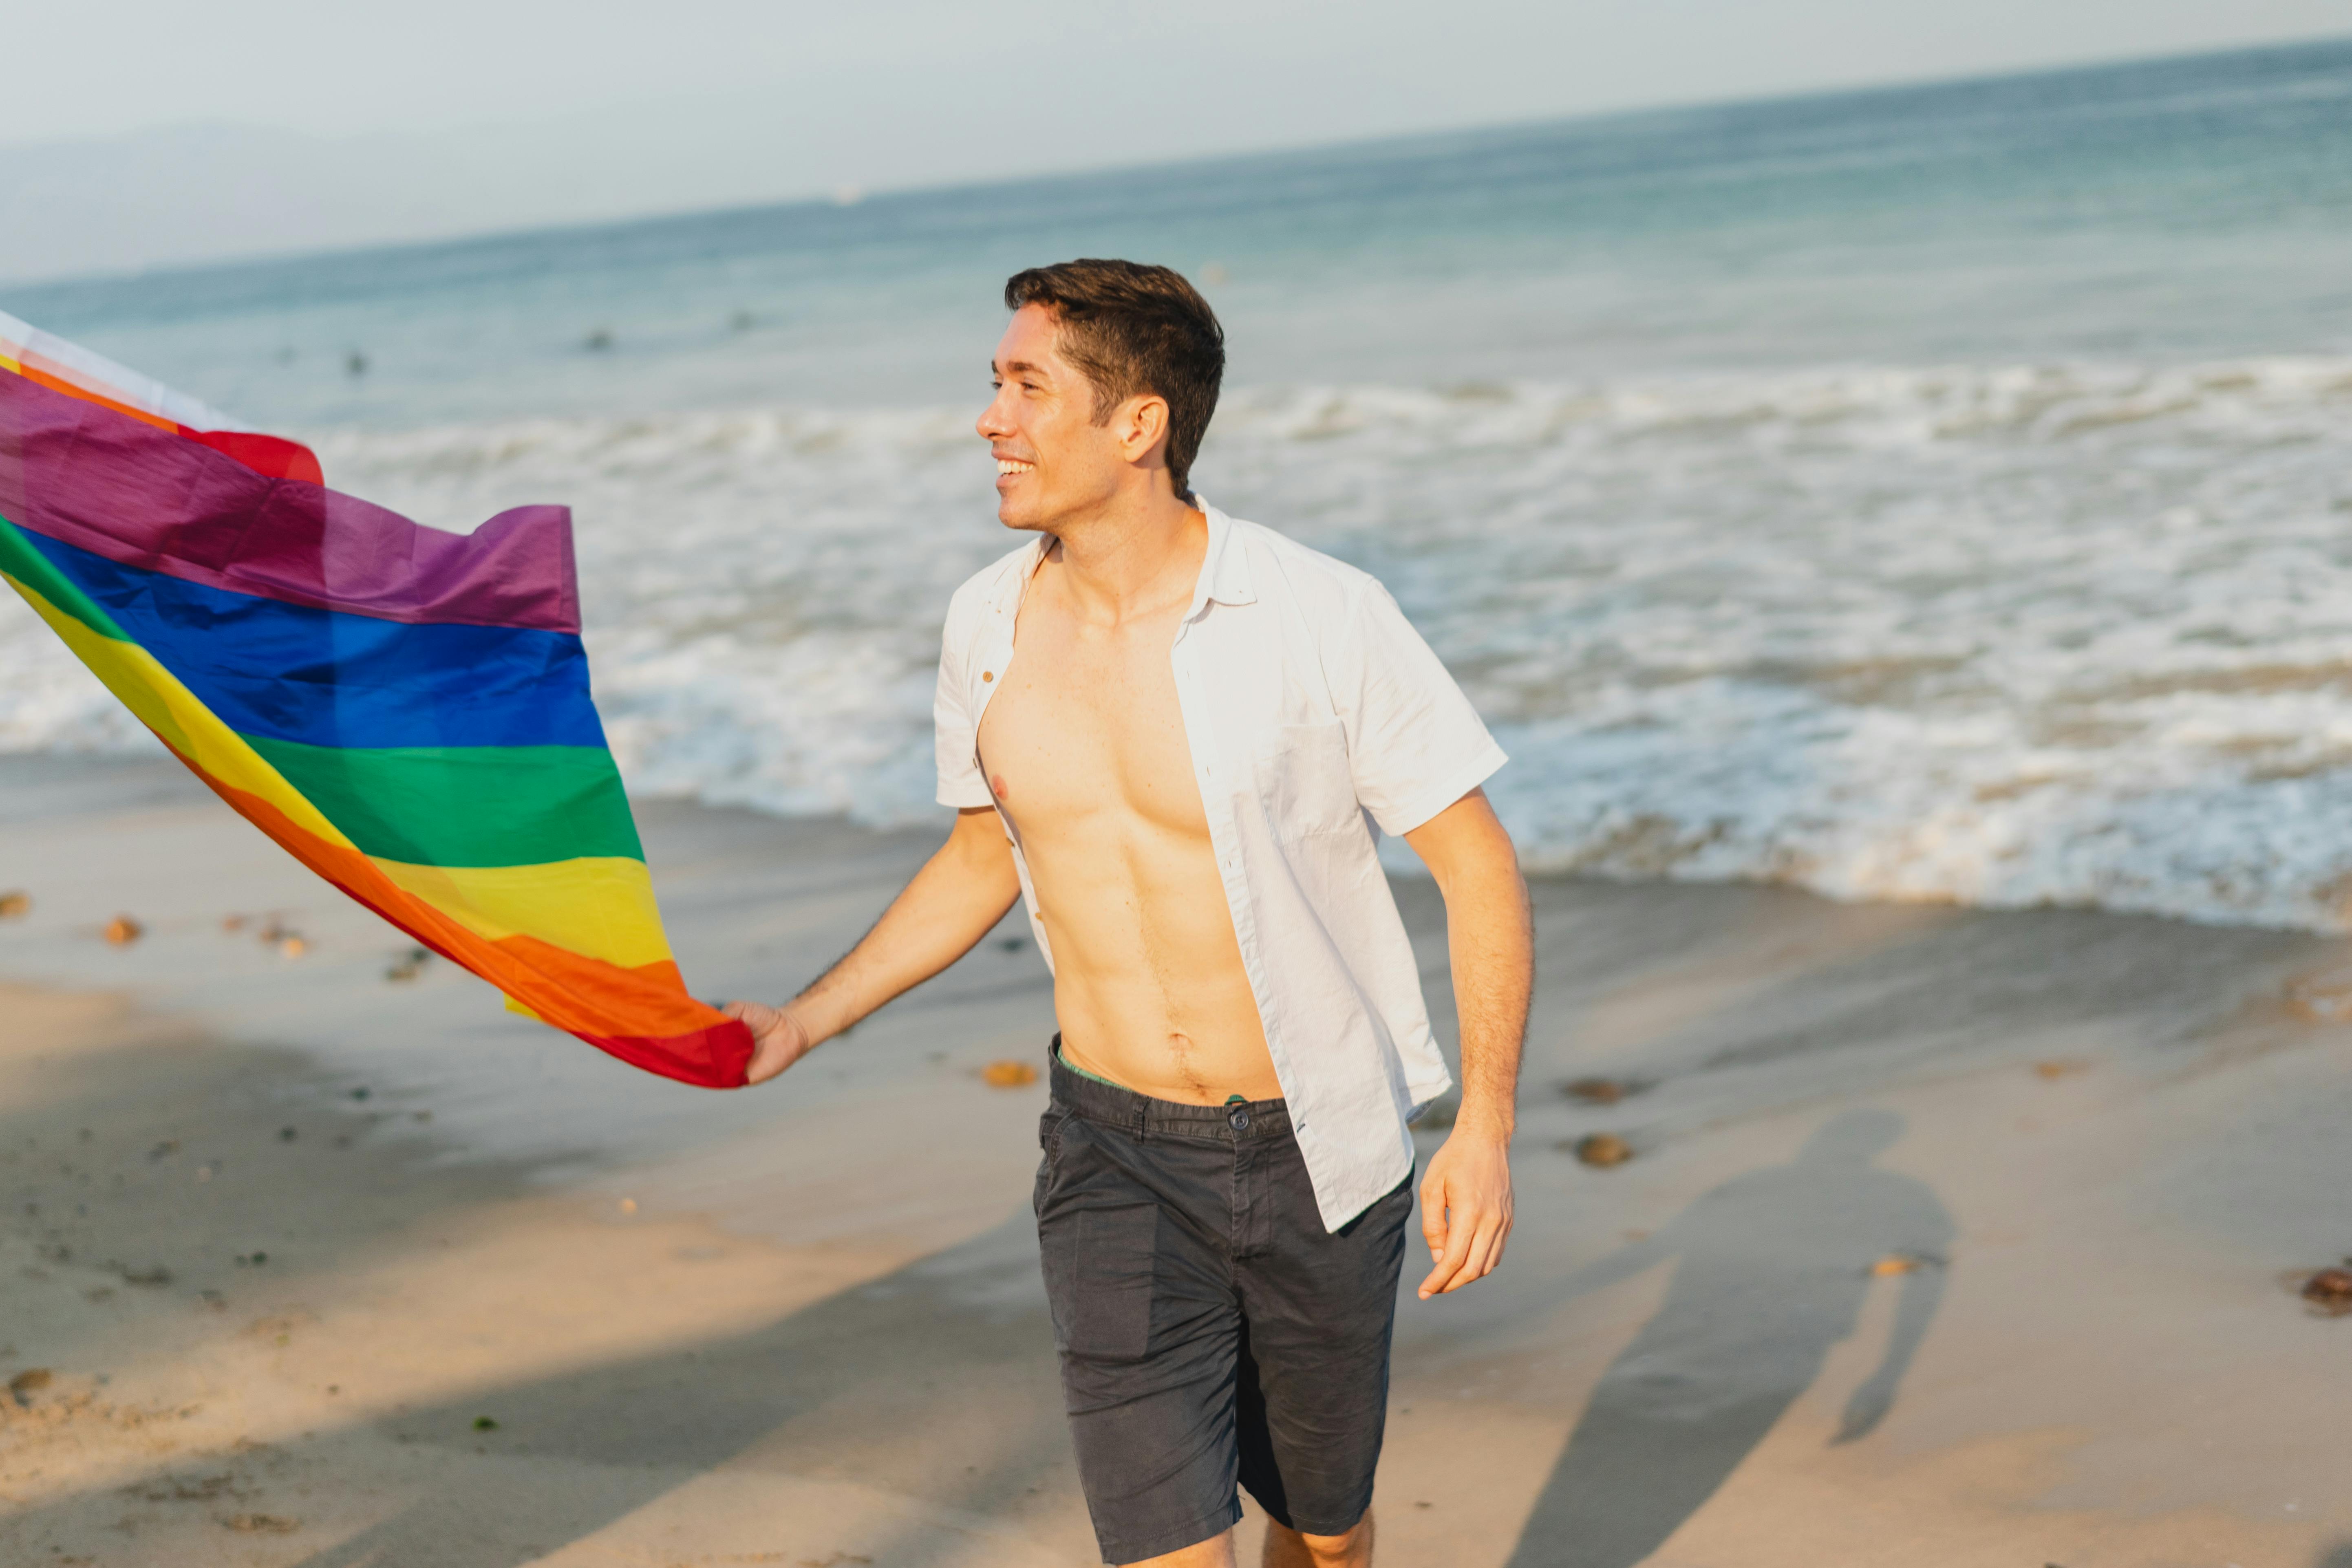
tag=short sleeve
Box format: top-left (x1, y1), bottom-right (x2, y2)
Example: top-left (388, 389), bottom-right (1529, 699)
top-left (1330, 582), bottom-right (1508, 837)
top-left (934, 592), bottom-right (995, 809)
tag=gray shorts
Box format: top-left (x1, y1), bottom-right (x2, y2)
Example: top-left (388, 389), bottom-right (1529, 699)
top-left (1034, 1039), bottom-right (1413, 1564)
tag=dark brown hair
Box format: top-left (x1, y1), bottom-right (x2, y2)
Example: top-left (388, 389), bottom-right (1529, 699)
top-left (1003, 259), bottom-right (1225, 499)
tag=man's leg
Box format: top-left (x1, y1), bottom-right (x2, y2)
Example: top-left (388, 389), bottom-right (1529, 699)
top-left (1036, 1088), bottom-right (1250, 1565)
top-left (1231, 1144), bottom-right (1413, 1568)
top-left (1264, 1513), bottom-right (1374, 1568)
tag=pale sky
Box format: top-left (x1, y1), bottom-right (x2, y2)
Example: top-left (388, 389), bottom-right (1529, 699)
top-left (5, 0), bottom-right (2349, 283)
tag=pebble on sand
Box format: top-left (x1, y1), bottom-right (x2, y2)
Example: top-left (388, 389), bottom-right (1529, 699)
top-left (982, 1060), bottom-right (1039, 1088)
top-left (2302, 1266), bottom-right (2352, 1316)
top-left (1572, 1133), bottom-right (1634, 1168)
top-left (224, 1515), bottom-right (300, 1534)
top-left (8, 1367), bottom-right (52, 1402)
top-left (104, 915), bottom-right (144, 945)
top-left (2284, 967), bottom-right (2352, 1022)
top-left (1562, 1077), bottom-right (1628, 1105)
top-left (0, 890), bottom-right (29, 918)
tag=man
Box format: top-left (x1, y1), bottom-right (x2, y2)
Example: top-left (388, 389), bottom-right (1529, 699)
top-left (725, 259), bottom-right (1531, 1567)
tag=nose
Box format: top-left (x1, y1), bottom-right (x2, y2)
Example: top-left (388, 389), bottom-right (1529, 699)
top-left (977, 390), bottom-right (1014, 442)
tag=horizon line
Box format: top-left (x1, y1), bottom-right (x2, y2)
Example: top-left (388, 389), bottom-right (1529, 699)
top-left (4, 28), bottom-right (2346, 299)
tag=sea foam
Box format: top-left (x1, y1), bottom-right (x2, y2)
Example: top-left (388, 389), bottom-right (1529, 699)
top-left (8, 357), bottom-right (2352, 931)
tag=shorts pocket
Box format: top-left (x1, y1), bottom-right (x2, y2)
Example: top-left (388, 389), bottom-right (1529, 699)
top-left (1038, 1105), bottom-right (1072, 1159)
top-left (1033, 1105), bottom-right (1075, 1214)
top-left (1042, 1201), bottom-right (1161, 1362)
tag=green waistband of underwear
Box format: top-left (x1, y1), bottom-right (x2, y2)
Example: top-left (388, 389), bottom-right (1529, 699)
top-left (1061, 1053), bottom-right (1130, 1092)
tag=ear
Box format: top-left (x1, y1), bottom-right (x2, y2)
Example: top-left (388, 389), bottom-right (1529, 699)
top-left (1115, 393), bottom-right (1172, 468)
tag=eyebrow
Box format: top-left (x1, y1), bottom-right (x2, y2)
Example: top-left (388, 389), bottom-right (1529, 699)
top-left (993, 359), bottom-right (1048, 377)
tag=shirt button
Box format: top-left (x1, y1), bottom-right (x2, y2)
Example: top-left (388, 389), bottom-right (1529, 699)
top-left (1228, 1107), bottom-right (1250, 1131)
top-left (982, 671), bottom-right (994, 682)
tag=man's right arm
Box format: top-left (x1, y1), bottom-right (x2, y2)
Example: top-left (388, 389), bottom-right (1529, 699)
top-left (724, 805), bottom-right (1023, 1083)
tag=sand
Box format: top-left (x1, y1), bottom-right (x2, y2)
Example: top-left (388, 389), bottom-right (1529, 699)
top-left (1, 751), bottom-right (2349, 1567)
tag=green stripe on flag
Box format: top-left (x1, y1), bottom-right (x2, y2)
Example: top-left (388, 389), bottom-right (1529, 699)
top-left (245, 738), bottom-right (645, 867)
top-left (0, 516), bottom-right (132, 641)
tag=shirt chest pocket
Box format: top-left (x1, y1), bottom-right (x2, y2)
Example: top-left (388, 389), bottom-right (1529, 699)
top-left (1253, 720), bottom-right (1364, 840)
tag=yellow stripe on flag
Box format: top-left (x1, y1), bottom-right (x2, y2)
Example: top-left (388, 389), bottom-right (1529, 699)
top-left (371, 857), bottom-right (675, 971)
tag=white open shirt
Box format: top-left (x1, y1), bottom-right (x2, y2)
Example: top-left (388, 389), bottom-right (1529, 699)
top-left (936, 503), bottom-right (1509, 1230)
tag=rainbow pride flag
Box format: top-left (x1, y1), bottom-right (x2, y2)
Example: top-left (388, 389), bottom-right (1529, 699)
top-left (0, 311), bottom-right (753, 1087)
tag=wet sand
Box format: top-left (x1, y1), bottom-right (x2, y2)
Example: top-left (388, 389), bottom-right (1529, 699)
top-left (2, 752), bottom-right (2349, 1566)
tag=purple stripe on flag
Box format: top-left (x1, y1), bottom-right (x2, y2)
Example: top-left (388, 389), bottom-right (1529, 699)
top-left (0, 368), bottom-right (578, 633)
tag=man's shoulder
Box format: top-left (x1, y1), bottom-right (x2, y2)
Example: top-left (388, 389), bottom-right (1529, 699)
top-left (1219, 512), bottom-right (1383, 616)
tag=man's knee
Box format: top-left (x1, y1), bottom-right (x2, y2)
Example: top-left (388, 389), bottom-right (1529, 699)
top-left (1266, 1509), bottom-right (1373, 1567)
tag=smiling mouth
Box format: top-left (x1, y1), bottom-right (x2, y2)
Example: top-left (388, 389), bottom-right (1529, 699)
top-left (996, 458), bottom-right (1035, 476)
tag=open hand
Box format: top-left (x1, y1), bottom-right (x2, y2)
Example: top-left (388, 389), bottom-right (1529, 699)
top-left (721, 1000), bottom-right (816, 1085)
top-left (1417, 1128), bottom-right (1514, 1298)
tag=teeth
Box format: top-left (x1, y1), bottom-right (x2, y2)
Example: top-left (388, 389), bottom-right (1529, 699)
top-left (997, 459), bottom-right (1033, 475)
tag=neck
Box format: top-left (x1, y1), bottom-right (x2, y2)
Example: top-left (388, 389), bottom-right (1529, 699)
top-left (1042, 483), bottom-right (1205, 624)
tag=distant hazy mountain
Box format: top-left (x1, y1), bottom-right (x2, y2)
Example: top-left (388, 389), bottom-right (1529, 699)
top-left (0, 115), bottom-right (833, 287)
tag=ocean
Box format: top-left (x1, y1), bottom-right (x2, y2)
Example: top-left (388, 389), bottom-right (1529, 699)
top-left (7, 38), bottom-right (2352, 931)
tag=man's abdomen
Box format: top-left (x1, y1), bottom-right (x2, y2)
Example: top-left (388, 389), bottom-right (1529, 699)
top-left (1024, 825), bottom-right (1281, 1105)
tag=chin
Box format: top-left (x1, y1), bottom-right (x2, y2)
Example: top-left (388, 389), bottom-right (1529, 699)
top-left (996, 497), bottom-right (1051, 532)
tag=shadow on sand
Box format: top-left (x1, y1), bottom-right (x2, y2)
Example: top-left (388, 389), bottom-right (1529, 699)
top-left (268, 1213), bottom-right (1071, 1567)
top-left (1505, 1109), bottom-right (1954, 1568)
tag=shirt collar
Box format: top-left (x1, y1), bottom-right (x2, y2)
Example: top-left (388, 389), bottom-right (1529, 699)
top-left (995, 501), bottom-right (1257, 618)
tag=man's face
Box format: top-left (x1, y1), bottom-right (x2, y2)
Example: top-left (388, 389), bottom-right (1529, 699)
top-left (977, 304), bottom-right (1123, 531)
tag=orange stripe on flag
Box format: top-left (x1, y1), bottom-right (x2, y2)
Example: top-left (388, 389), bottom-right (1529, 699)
top-left (15, 359), bottom-right (181, 434)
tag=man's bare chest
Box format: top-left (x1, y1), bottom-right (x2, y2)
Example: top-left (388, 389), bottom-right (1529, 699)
top-left (976, 622), bottom-right (1207, 839)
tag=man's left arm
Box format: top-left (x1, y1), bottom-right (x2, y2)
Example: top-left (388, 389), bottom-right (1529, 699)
top-left (1403, 788), bottom-right (1532, 1299)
